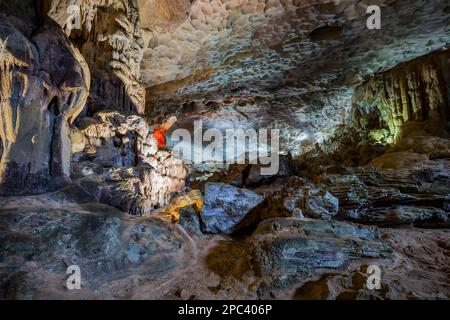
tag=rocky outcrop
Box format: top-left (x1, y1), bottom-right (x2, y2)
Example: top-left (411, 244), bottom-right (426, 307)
top-left (263, 177), bottom-right (339, 221)
top-left (0, 192), bottom-right (186, 299)
top-left (323, 49), bottom-right (450, 165)
top-left (71, 111), bottom-right (188, 215)
top-left (317, 154), bottom-right (450, 228)
top-left (0, 17), bottom-right (89, 194)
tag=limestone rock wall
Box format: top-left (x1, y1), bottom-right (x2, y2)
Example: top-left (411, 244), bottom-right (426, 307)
top-left (43, 0), bottom-right (146, 114)
top-left (0, 2), bottom-right (188, 209)
top-left (0, 17), bottom-right (90, 194)
top-left (352, 50), bottom-right (450, 145)
top-left (321, 50), bottom-right (450, 165)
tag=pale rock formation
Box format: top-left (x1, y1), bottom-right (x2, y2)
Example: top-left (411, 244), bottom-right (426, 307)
top-left (143, 0), bottom-right (450, 100)
top-left (323, 50), bottom-right (450, 165)
top-left (72, 111), bottom-right (188, 214)
top-left (138, 0), bottom-right (192, 33)
top-left (200, 182), bottom-right (264, 234)
top-left (353, 50), bottom-right (450, 146)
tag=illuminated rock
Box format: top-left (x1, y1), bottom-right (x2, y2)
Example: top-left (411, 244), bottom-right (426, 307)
top-left (72, 111), bottom-right (188, 214)
top-left (200, 182), bottom-right (264, 234)
top-left (165, 189), bottom-right (203, 223)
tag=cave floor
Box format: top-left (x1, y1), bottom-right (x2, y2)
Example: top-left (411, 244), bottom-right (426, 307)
top-left (1, 171), bottom-right (449, 300)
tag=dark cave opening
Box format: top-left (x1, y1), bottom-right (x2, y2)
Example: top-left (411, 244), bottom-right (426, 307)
top-left (47, 96), bottom-right (60, 177)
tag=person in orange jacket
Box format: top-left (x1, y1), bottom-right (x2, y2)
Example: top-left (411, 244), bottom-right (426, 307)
top-left (152, 116), bottom-right (178, 148)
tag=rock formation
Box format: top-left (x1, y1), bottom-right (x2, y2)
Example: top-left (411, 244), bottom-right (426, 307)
top-left (72, 110), bottom-right (187, 214)
top-left (200, 182), bottom-right (264, 234)
top-left (0, 17), bottom-right (89, 194)
top-left (43, 0), bottom-right (146, 114)
top-left (353, 50), bottom-right (450, 144)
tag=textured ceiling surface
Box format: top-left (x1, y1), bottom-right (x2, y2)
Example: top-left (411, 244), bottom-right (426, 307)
top-left (135, 0), bottom-right (449, 158)
top-left (141, 0), bottom-right (449, 101)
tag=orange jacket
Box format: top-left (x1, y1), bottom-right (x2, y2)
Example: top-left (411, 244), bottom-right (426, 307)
top-left (152, 127), bottom-right (167, 148)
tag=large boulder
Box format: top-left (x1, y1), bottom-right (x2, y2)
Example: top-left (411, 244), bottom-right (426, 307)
top-left (200, 183), bottom-right (264, 234)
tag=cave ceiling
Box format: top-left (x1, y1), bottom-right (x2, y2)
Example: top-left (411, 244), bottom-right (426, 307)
top-left (140, 0), bottom-right (450, 102)
top-left (134, 0), bottom-right (449, 156)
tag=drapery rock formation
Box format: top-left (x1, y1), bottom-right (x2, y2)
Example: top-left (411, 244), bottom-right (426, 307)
top-left (44, 0), bottom-right (146, 114)
top-left (0, 17), bottom-right (89, 194)
top-left (323, 50), bottom-right (450, 165)
top-left (353, 50), bottom-right (450, 145)
top-left (0, 0), bottom-right (449, 300)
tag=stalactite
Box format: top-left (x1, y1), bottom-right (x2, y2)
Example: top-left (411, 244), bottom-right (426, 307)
top-left (353, 50), bottom-right (449, 144)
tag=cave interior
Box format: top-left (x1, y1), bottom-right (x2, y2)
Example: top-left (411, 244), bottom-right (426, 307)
top-left (0, 0), bottom-right (449, 300)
